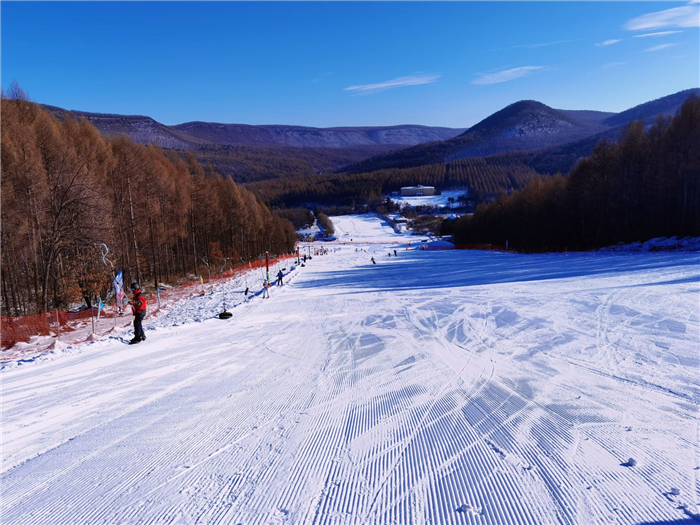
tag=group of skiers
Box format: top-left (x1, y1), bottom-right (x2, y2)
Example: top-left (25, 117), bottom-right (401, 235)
top-left (128, 244), bottom-right (427, 344)
top-left (261, 269), bottom-right (285, 299)
top-left (127, 249), bottom-right (331, 343)
top-left (370, 249), bottom-right (398, 265)
top-left (127, 268), bottom-right (288, 342)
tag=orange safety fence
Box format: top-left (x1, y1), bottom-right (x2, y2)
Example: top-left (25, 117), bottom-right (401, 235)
top-left (0, 308), bottom-right (120, 349)
top-left (1, 254), bottom-right (296, 351)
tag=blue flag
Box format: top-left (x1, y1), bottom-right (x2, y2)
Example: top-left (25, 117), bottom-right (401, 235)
top-left (97, 297), bottom-right (105, 321)
top-left (113, 269), bottom-right (125, 307)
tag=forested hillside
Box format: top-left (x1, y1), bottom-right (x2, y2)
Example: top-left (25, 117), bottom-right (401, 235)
top-left (248, 156), bottom-right (541, 207)
top-left (40, 87), bottom-right (699, 211)
top-left (343, 89), bottom-right (699, 175)
top-left (191, 143), bottom-right (397, 184)
top-left (1, 93), bottom-right (296, 316)
top-left (454, 96), bottom-right (700, 251)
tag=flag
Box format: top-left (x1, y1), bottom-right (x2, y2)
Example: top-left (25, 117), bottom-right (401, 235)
top-left (113, 269), bottom-right (125, 307)
top-left (97, 297), bottom-right (105, 321)
top-left (200, 275), bottom-right (204, 285)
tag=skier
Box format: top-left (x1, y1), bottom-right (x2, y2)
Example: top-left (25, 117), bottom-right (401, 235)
top-left (394, 249), bottom-right (397, 256)
top-left (371, 257), bottom-right (376, 264)
top-left (262, 279), bottom-right (270, 299)
top-left (128, 282), bottom-right (147, 344)
top-left (244, 286), bottom-right (249, 301)
top-left (277, 269), bottom-right (284, 286)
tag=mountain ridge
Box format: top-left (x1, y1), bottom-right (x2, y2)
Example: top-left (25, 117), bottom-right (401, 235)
top-left (343, 88), bottom-right (699, 174)
top-left (40, 104), bottom-right (466, 150)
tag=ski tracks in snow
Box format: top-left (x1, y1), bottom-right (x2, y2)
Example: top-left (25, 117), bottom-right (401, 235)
top-left (2, 218), bottom-right (699, 524)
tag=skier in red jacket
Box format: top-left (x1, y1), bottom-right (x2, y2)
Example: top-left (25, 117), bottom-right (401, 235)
top-left (128, 282), bottom-right (147, 344)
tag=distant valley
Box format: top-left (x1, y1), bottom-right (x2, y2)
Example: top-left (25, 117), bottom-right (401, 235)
top-left (42, 88), bottom-right (699, 199)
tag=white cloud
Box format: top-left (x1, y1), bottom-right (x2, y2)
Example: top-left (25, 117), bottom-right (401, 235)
top-left (511, 40), bottom-right (572, 49)
top-left (596, 39), bottom-right (622, 47)
top-left (646, 43), bottom-right (678, 52)
top-left (633, 30), bottom-right (683, 38)
top-left (625, 3), bottom-right (699, 31)
top-left (344, 75), bottom-right (439, 94)
top-left (472, 66), bottom-right (546, 85)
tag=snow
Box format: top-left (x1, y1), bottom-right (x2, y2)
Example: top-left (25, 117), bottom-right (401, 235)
top-left (599, 236), bottom-right (700, 253)
top-left (424, 239), bottom-right (455, 250)
top-left (2, 215), bottom-right (699, 525)
top-left (388, 189), bottom-right (467, 209)
top-left (332, 213), bottom-right (415, 244)
top-left (297, 220), bottom-right (320, 237)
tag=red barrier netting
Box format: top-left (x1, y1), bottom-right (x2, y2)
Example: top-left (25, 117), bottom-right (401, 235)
top-left (1, 254), bottom-right (297, 351)
top-left (0, 308), bottom-right (117, 349)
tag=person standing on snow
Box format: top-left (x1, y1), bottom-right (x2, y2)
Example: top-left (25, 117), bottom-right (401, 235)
top-left (128, 282), bottom-right (147, 344)
top-left (262, 279), bottom-right (270, 299)
top-left (277, 269), bottom-right (284, 286)
top-left (371, 257), bottom-right (376, 264)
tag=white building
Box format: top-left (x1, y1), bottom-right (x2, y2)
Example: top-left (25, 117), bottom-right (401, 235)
top-left (400, 185), bottom-right (435, 197)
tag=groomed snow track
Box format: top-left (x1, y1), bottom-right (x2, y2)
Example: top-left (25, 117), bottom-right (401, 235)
top-left (2, 215), bottom-right (699, 525)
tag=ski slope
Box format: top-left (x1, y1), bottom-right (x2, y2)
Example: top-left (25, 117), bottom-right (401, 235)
top-left (2, 215), bottom-right (699, 525)
top-left (332, 213), bottom-right (415, 244)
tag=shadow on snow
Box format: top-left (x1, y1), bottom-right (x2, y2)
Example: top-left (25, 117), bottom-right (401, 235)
top-left (298, 250), bottom-right (700, 293)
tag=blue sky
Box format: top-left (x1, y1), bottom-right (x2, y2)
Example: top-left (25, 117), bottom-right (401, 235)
top-left (2, 2), bottom-right (698, 128)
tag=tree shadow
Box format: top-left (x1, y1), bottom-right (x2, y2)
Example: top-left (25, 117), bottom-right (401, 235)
top-left (637, 518), bottom-right (700, 525)
top-left (298, 250), bottom-right (700, 294)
